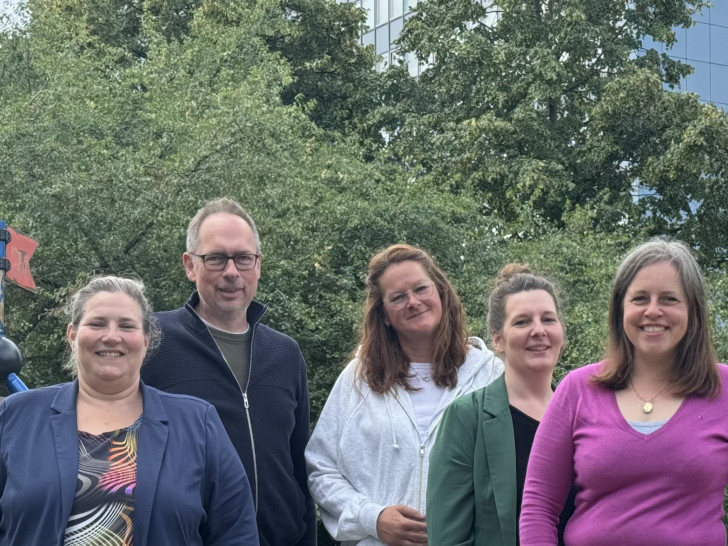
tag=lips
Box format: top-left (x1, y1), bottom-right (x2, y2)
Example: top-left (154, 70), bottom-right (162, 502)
top-left (526, 345), bottom-right (550, 351)
top-left (218, 286), bottom-right (242, 293)
top-left (641, 325), bottom-right (668, 332)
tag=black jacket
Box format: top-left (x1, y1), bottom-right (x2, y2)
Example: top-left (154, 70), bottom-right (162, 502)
top-left (141, 292), bottom-right (315, 546)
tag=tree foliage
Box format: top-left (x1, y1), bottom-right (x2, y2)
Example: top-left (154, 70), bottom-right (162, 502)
top-left (23, 0), bottom-right (382, 138)
top-left (2, 0), bottom-right (728, 409)
top-left (379, 0), bottom-right (728, 265)
top-left (3, 5), bottom-right (728, 542)
top-left (0, 0), bottom-right (481, 411)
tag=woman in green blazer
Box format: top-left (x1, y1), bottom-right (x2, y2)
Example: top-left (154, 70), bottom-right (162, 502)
top-left (426, 264), bottom-right (574, 546)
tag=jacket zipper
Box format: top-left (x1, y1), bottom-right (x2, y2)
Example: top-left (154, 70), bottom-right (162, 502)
top-left (243, 324), bottom-right (258, 512)
top-left (400, 380), bottom-right (467, 514)
top-left (195, 308), bottom-right (261, 512)
top-left (396, 392), bottom-right (430, 514)
top-left (242, 391), bottom-right (258, 511)
top-left (416, 443), bottom-right (426, 513)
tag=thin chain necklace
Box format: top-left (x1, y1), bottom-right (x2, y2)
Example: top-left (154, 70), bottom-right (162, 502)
top-left (411, 365), bottom-right (432, 383)
top-left (629, 379), bottom-right (671, 414)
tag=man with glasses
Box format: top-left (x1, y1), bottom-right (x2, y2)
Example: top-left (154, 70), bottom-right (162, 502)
top-left (142, 197), bottom-right (315, 546)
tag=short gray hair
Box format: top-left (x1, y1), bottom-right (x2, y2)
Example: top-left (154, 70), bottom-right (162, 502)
top-left (186, 197), bottom-right (260, 253)
top-left (65, 275), bottom-right (161, 375)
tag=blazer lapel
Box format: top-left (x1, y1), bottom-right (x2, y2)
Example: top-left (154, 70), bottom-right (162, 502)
top-left (481, 375), bottom-right (518, 546)
top-left (134, 383), bottom-right (169, 546)
top-left (50, 381), bottom-right (81, 524)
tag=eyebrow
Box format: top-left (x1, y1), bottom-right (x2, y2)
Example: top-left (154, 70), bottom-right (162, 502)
top-left (83, 315), bottom-right (141, 322)
top-left (389, 280), bottom-right (430, 292)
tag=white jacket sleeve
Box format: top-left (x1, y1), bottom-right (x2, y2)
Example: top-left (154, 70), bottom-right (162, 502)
top-left (305, 361), bottom-right (384, 541)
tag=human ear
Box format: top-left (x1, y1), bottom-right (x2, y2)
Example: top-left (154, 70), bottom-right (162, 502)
top-left (492, 331), bottom-right (504, 354)
top-left (66, 323), bottom-right (77, 349)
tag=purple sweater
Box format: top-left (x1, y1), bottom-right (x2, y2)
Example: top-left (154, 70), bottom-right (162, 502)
top-left (520, 363), bottom-right (728, 546)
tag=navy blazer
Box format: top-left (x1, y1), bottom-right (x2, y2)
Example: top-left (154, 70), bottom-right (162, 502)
top-left (0, 381), bottom-right (259, 545)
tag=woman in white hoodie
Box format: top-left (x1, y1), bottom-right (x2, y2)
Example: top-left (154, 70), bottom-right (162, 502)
top-left (306, 244), bottom-right (504, 545)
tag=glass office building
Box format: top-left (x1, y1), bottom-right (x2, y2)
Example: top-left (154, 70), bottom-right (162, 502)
top-left (357, 0), bottom-right (424, 74)
top-left (351, 0), bottom-right (495, 74)
top-left (348, 0), bottom-right (728, 108)
top-left (643, 4), bottom-right (728, 109)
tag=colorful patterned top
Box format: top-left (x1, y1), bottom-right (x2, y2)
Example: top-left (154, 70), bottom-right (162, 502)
top-left (64, 417), bottom-right (141, 545)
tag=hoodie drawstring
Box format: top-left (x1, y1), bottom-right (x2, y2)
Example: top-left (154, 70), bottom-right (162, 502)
top-left (384, 396), bottom-right (400, 450)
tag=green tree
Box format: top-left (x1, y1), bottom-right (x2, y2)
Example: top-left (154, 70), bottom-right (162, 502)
top-left (262, 0), bottom-right (384, 139)
top-left (0, 0), bottom-right (482, 413)
top-left (26, 0), bottom-right (382, 138)
top-left (379, 0), bottom-right (728, 265)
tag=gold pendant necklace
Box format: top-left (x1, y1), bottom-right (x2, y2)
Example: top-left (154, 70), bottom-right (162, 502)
top-left (629, 380), bottom-right (670, 414)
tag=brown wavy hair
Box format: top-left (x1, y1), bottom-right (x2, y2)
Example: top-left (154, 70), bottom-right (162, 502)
top-left (593, 239), bottom-right (720, 397)
top-left (356, 244), bottom-right (469, 393)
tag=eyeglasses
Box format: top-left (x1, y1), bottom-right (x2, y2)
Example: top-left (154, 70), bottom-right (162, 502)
top-left (383, 282), bottom-right (435, 310)
top-left (190, 253), bottom-right (260, 271)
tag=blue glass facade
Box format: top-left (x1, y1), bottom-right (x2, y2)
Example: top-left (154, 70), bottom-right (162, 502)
top-left (348, 0), bottom-right (727, 108)
top-left (347, 0), bottom-right (494, 74)
top-left (359, 0), bottom-right (420, 73)
top-left (643, 5), bottom-right (728, 109)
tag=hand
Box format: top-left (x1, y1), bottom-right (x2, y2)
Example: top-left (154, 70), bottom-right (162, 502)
top-left (376, 505), bottom-right (428, 545)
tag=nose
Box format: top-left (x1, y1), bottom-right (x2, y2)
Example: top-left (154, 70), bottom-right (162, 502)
top-left (644, 297), bottom-right (662, 316)
top-left (405, 290), bottom-right (420, 306)
top-left (222, 257), bottom-right (240, 277)
top-left (101, 325), bottom-right (122, 343)
top-left (531, 320), bottom-right (546, 336)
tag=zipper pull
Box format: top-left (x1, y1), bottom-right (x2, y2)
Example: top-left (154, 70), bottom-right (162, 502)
top-left (420, 444), bottom-right (425, 457)
top-left (243, 392), bottom-right (249, 409)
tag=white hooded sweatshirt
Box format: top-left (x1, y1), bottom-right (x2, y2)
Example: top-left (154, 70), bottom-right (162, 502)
top-left (305, 337), bottom-right (504, 545)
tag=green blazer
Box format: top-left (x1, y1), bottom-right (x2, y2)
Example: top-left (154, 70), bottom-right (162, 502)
top-left (427, 373), bottom-right (517, 546)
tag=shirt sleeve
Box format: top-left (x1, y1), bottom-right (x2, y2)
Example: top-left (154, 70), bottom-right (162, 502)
top-left (305, 363), bottom-right (385, 541)
top-left (426, 395), bottom-right (478, 546)
top-left (519, 371), bottom-right (578, 545)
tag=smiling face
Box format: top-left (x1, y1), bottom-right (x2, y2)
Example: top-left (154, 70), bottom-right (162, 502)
top-left (67, 291), bottom-right (149, 393)
top-left (379, 260), bottom-right (443, 348)
top-left (492, 289), bottom-right (563, 376)
top-left (183, 212), bottom-right (261, 331)
top-left (622, 261), bottom-right (688, 367)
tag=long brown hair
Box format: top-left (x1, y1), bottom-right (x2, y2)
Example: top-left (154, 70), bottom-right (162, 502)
top-left (356, 244), bottom-right (468, 393)
top-left (593, 239), bottom-right (720, 396)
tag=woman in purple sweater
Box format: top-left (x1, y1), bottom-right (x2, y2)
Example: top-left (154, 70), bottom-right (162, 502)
top-left (520, 239), bottom-right (728, 545)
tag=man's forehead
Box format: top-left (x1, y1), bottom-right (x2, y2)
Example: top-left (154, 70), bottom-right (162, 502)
top-left (196, 216), bottom-right (256, 249)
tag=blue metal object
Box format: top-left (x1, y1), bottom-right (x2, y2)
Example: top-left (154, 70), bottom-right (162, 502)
top-left (6, 372), bottom-right (28, 393)
top-left (0, 220), bottom-right (28, 394)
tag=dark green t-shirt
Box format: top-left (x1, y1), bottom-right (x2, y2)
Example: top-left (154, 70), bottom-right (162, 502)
top-left (207, 324), bottom-right (252, 390)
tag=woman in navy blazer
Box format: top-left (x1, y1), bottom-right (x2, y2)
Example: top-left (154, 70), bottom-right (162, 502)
top-left (0, 275), bottom-right (259, 546)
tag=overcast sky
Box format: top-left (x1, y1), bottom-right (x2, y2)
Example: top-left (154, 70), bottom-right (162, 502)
top-left (1, 0), bottom-right (26, 32)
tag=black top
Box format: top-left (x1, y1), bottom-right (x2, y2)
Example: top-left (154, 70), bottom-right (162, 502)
top-left (511, 405), bottom-right (577, 546)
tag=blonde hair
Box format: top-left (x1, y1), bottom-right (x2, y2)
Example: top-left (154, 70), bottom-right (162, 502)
top-left (65, 275), bottom-right (160, 375)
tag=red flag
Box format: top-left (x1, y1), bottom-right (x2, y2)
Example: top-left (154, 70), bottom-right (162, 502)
top-left (6, 227), bottom-right (37, 292)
